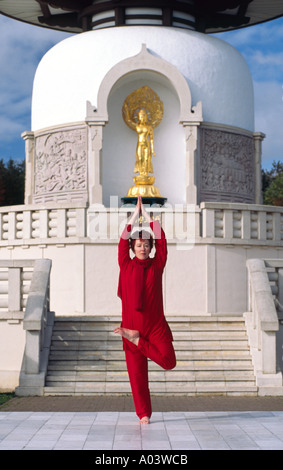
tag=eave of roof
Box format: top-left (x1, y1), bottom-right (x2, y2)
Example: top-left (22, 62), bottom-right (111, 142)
top-left (0, 0), bottom-right (283, 34)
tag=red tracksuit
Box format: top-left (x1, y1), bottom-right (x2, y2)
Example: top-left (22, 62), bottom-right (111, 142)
top-left (117, 220), bottom-right (176, 419)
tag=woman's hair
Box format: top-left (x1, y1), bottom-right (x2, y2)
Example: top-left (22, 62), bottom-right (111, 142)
top-left (130, 229), bottom-right (154, 252)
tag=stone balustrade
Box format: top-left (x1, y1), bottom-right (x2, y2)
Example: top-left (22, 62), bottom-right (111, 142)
top-left (16, 259), bottom-right (54, 396)
top-left (264, 259), bottom-right (283, 313)
top-left (1, 201), bottom-right (283, 246)
top-left (201, 202), bottom-right (283, 245)
top-left (0, 259), bottom-right (53, 395)
top-left (0, 203), bottom-right (87, 244)
top-left (0, 260), bottom-right (34, 319)
top-left (245, 259), bottom-right (283, 395)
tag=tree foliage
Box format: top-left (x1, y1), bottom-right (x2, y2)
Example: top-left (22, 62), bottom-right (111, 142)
top-left (0, 159), bottom-right (25, 206)
top-left (264, 173), bottom-right (283, 206)
top-left (262, 160), bottom-right (283, 206)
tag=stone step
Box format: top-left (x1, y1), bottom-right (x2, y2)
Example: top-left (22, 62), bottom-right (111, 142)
top-left (47, 350), bottom-right (252, 363)
top-left (46, 369), bottom-right (256, 383)
top-left (52, 315), bottom-right (244, 322)
top-left (52, 317), bottom-right (247, 329)
top-left (44, 315), bottom-right (257, 396)
top-left (47, 359), bottom-right (254, 371)
top-left (43, 382), bottom-right (258, 396)
top-left (49, 341), bottom-right (250, 352)
top-left (52, 319), bottom-right (247, 329)
top-left (52, 320), bottom-right (248, 329)
top-left (50, 331), bottom-right (248, 342)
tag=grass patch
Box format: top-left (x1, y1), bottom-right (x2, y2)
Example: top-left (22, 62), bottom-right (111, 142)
top-left (0, 393), bottom-right (14, 406)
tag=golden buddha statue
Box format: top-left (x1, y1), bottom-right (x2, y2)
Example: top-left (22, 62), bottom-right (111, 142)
top-left (122, 86), bottom-right (166, 202)
top-left (133, 108), bottom-right (154, 176)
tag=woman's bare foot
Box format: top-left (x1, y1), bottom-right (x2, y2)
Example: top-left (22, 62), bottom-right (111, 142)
top-left (114, 327), bottom-right (140, 346)
top-left (140, 416), bottom-right (150, 424)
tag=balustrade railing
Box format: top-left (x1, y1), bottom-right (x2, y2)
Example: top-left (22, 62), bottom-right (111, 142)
top-left (245, 258), bottom-right (283, 394)
top-left (0, 260), bottom-right (34, 319)
top-left (1, 201), bottom-right (283, 246)
top-left (0, 203), bottom-right (87, 243)
top-left (0, 259), bottom-right (53, 395)
top-left (264, 260), bottom-right (283, 313)
top-left (16, 259), bottom-right (53, 396)
top-left (201, 202), bottom-right (283, 244)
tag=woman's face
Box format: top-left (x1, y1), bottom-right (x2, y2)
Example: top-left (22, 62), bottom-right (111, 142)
top-left (134, 239), bottom-right (151, 260)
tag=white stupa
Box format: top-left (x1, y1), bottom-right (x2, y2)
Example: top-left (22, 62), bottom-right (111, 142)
top-left (2, 1), bottom-right (283, 207)
top-left (1, 1), bottom-right (283, 396)
top-left (30, 26), bottom-right (255, 206)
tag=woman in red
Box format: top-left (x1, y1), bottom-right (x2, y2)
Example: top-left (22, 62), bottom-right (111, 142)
top-left (114, 196), bottom-right (176, 424)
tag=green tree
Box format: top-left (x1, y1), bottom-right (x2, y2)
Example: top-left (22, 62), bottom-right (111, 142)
top-left (262, 160), bottom-right (283, 206)
top-left (264, 172), bottom-right (283, 206)
top-left (0, 158), bottom-right (25, 206)
top-left (0, 160), bottom-right (6, 205)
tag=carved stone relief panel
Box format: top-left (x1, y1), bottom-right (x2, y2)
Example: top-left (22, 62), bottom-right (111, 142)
top-left (200, 127), bottom-right (255, 203)
top-left (34, 127), bottom-right (88, 203)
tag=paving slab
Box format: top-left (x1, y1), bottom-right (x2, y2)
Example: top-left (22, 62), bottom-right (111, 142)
top-left (2, 396), bottom-right (283, 451)
top-left (1, 410), bottom-right (283, 450)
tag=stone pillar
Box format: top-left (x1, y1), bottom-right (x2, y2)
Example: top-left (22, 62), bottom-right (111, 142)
top-left (253, 131), bottom-right (265, 204)
top-left (86, 101), bottom-right (107, 205)
top-left (278, 268), bottom-right (283, 313)
top-left (22, 131), bottom-right (35, 205)
top-left (88, 124), bottom-right (104, 205)
top-left (182, 122), bottom-right (201, 205)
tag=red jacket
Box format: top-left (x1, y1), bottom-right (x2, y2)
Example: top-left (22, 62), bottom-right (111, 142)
top-left (118, 220), bottom-right (173, 348)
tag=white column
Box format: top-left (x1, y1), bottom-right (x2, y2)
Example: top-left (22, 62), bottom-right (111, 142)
top-left (86, 101), bottom-right (107, 205)
top-left (183, 123), bottom-right (201, 205)
top-left (253, 132), bottom-right (265, 204)
top-left (88, 124), bottom-right (104, 205)
top-left (22, 131), bottom-right (35, 205)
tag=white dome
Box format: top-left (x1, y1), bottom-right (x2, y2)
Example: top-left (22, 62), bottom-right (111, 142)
top-left (31, 26), bottom-right (254, 132)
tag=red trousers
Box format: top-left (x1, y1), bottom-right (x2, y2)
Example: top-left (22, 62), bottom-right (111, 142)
top-left (124, 337), bottom-right (176, 419)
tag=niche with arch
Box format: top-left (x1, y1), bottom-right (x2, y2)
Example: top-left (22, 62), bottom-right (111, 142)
top-left (102, 70), bottom-right (186, 206)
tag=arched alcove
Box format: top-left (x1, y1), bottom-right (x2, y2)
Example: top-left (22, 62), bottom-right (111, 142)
top-left (91, 44), bottom-right (202, 206)
top-left (102, 72), bottom-right (185, 205)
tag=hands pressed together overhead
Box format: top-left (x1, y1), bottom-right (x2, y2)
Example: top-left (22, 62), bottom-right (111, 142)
top-left (128, 196), bottom-right (151, 226)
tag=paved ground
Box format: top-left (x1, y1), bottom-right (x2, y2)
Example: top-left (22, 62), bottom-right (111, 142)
top-left (1, 396), bottom-right (283, 450)
top-left (1, 409), bottom-right (283, 450)
top-left (2, 395), bottom-right (283, 412)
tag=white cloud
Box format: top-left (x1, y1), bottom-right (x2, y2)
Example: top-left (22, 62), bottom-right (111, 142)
top-left (251, 50), bottom-right (283, 67)
top-left (216, 17), bottom-right (283, 51)
top-left (0, 16), bottom-right (71, 146)
top-left (215, 17), bottom-right (283, 169)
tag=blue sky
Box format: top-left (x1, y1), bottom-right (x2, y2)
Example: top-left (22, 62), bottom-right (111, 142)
top-left (0, 15), bottom-right (282, 170)
top-left (215, 17), bottom-right (283, 171)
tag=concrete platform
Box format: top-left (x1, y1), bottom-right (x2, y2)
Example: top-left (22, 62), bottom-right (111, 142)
top-left (1, 410), bottom-right (283, 450)
top-left (1, 396), bottom-right (283, 450)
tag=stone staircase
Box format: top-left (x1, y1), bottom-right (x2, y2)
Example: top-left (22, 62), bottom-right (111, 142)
top-left (43, 316), bottom-right (258, 396)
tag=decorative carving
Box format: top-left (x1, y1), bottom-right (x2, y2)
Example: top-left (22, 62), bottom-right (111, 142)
top-left (34, 128), bottom-right (87, 198)
top-left (200, 128), bottom-right (255, 203)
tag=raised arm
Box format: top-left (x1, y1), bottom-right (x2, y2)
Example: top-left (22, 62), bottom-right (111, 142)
top-left (118, 198), bottom-right (140, 269)
top-left (122, 103), bottom-right (137, 131)
top-left (141, 200), bottom-right (167, 269)
top-left (151, 220), bottom-right (167, 269)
